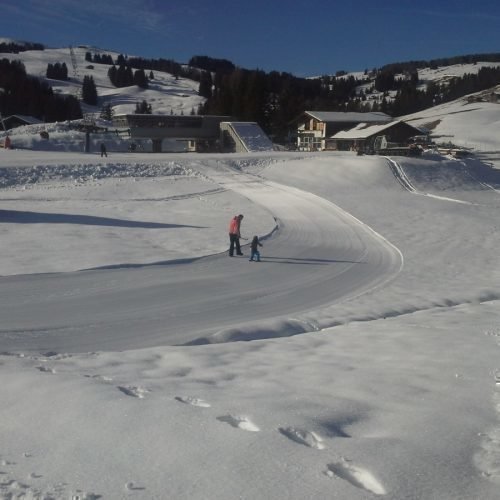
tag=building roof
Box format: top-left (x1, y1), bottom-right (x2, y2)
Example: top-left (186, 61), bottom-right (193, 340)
top-left (304, 111), bottom-right (392, 123)
top-left (223, 122), bottom-right (274, 152)
top-left (331, 120), bottom-right (417, 140)
top-left (3, 114), bottom-right (43, 126)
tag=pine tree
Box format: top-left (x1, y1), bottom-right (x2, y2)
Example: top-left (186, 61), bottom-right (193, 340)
top-left (198, 71), bottom-right (213, 98)
top-left (82, 75), bottom-right (98, 105)
top-left (100, 103), bottom-right (113, 121)
top-left (133, 69), bottom-right (148, 89)
top-left (108, 65), bottom-right (117, 86)
top-left (135, 100), bottom-right (152, 114)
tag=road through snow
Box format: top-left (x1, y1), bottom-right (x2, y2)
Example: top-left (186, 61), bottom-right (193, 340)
top-left (0, 167), bottom-right (402, 353)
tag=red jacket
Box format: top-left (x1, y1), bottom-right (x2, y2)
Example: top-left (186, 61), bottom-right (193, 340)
top-left (229, 216), bottom-right (241, 235)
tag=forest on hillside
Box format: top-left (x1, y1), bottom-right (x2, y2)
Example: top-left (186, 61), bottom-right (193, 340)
top-left (195, 57), bottom-right (500, 140)
top-left (0, 58), bottom-right (82, 122)
top-left (2, 43), bottom-right (500, 142)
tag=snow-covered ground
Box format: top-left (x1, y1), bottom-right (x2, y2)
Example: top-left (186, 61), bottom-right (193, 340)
top-left (1, 96), bottom-right (500, 499)
top-left (1, 44), bottom-right (500, 499)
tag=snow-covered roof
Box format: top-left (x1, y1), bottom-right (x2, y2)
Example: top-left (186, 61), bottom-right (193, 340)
top-left (305, 111), bottom-right (392, 123)
top-left (4, 114), bottom-right (43, 125)
top-left (331, 120), bottom-right (404, 139)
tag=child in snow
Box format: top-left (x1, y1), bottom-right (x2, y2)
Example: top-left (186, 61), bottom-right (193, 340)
top-left (249, 235), bottom-right (263, 262)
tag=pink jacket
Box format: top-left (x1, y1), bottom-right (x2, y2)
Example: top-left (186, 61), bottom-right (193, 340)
top-left (229, 216), bottom-right (241, 235)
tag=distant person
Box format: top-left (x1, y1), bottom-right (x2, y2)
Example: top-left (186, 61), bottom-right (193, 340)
top-left (100, 143), bottom-right (107, 157)
top-left (228, 214), bottom-right (244, 257)
top-left (249, 235), bottom-right (263, 262)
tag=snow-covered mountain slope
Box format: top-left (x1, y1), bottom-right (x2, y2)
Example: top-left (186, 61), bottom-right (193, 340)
top-left (0, 44), bottom-right (204, 116)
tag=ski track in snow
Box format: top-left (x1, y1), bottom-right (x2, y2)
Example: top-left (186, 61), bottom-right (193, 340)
top-left (387, 155), bottom-right (500, 205)
top-left (387, 157), bottom-right (474, 204)
top-left (0, 162), bottom-right (403, 353)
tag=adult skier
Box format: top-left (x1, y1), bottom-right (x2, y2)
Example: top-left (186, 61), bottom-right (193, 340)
top-left (228, 214), bottom-right (244, 257)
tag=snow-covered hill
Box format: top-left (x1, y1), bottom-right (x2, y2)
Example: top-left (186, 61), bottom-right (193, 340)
top-left (335, 61), bottom-right (500, 107)
top-left (0, 43), bottom-right (209, 152)
top-left (0, 43), bottom-right (204, 117)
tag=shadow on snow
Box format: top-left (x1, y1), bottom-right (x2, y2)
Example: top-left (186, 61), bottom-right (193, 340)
top-left (0, 209), bottom-right (206, 229)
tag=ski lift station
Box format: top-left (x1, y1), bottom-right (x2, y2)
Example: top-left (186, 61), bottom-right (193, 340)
top-left (112, 114), bottom-right (274, 153)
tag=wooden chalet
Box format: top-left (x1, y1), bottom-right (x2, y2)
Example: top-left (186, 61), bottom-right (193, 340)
top-left (330, 120), bottom-right (423, 153)
top-left (296, 111), bottom-right (392, 151)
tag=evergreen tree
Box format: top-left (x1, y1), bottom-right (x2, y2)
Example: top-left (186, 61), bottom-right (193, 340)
top-left (100, 103), bottom-right (114, 121)
top-left (133, 69), bottom-right (148, 88)
top-left (116, 54), bottom-right (127, 66)
top-left (82, 75), bottom-right (98, 105)
top-left (108, 65), bottom-right (117, 86)
top-left (135, 100), bottom-right (152, 114)
top-left (0, 59), bottom-right (81, 121)
top-left (198, 71), bottom-right (213, 98)
top-left (375, 70), bottom-right (396, 92)
top-left (46, 62), bottom-right (68, 81)
top-left (126, 65), bottom-right (134, 86)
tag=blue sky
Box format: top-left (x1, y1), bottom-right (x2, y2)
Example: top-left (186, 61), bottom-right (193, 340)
top-left (1, 0), bottom-right (500, 76)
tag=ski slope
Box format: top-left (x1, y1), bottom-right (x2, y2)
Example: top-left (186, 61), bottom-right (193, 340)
top-left (0, 155), bottom-right (402, 352)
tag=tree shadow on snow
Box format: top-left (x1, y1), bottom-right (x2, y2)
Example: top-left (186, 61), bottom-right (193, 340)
top-left (0, 209), bottom-right (205, 229)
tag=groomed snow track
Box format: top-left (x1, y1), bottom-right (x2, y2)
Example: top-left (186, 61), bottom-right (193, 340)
top-left (0, 166), bottom-right (402, 353)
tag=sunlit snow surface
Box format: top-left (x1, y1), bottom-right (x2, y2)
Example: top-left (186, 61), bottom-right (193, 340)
top-left (0, 46), bottom-right (500, 497)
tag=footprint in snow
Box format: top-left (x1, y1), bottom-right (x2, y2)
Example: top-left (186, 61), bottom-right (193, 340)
top-left (278, 427), bottom-right (325, 450)
top-left (217, 415), bottom-right (260, 432)
top-left (36, 365), bottom-right (56, 374)
top-left (117, 386), bottom-right (149, 398)
top-left (125, 481), bottom-right (145, 491)
top-left (84, 374), bottom-right (113, 383)
top-left (71, 491), bottom-right (101, 500)
top-left (175, 396), bottom-right (211, 408)
top-left (326, 458), bottom-right (386, 496)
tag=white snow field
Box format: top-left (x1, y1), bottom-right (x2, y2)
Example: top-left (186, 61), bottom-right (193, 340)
top-left (0, 45), bottom-right (500, 497)
top-left (1, 144), bottom-right (500, 499)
